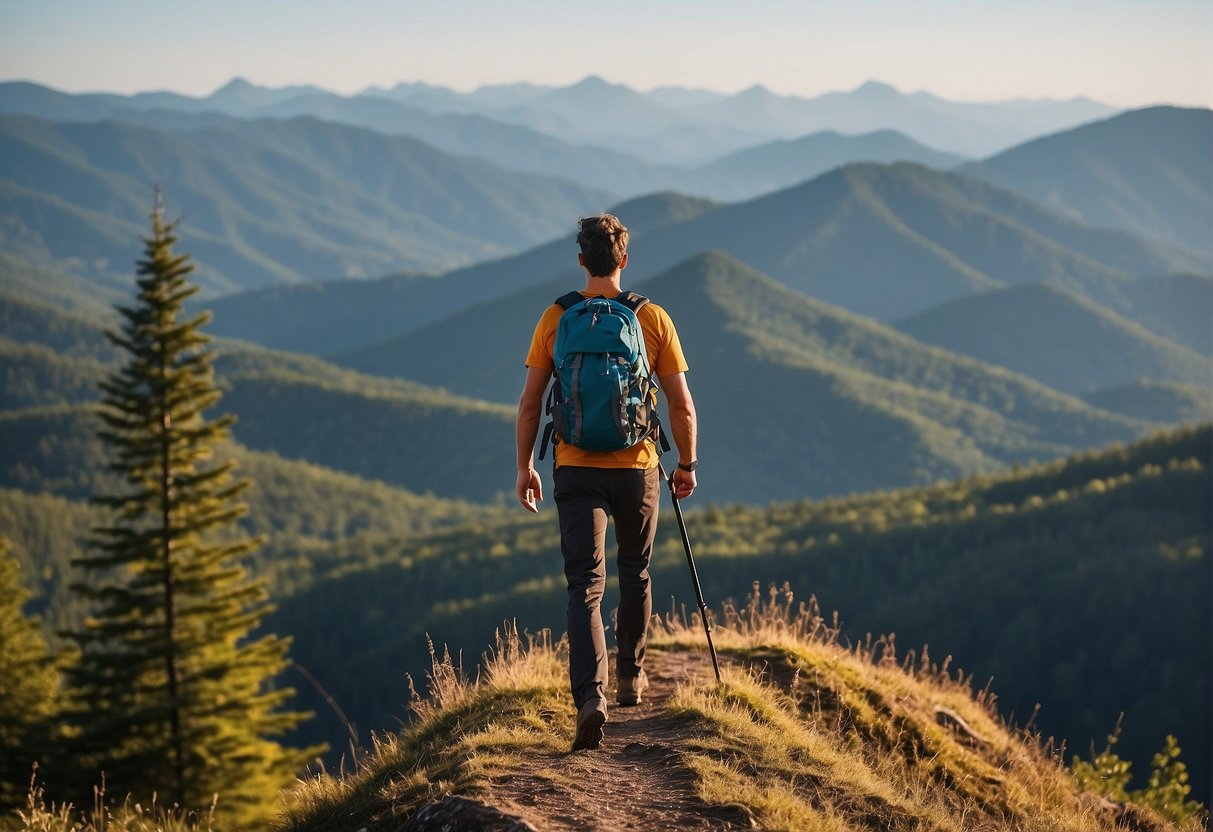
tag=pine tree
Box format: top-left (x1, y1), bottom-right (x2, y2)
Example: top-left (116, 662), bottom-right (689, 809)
top-left (0, 536), bottom-right (60, 809)
top-left (65, 200), bottom-right (320, 824)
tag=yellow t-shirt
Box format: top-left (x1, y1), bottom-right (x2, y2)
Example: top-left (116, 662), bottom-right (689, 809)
top-left (526, 291), bottom-right (689, 469)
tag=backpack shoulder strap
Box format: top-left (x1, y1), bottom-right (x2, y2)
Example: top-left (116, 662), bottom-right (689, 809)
top-left (615, 291), bottom-right (650, 314)
top-left (554, 291), bottom-right (650, 313)
top-left (554, 291), bottom-right (585, 311)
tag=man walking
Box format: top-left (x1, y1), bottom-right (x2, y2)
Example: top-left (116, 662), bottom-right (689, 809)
top-left (515, 214), bottom-right (699, 751)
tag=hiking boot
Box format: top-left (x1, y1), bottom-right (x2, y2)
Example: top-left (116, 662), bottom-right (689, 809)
top-left (616, 670), bottom-right (648, 706)
top-left (572, 698), bottom-right (607, 750)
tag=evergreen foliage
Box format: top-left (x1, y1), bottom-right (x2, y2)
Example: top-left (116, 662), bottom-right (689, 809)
top-left (0, 536), bottom-right (60, 809)
top-left (61, 205), bottom-right (319, 824)
top-left (1074, 727), bottom-right (1205, 824)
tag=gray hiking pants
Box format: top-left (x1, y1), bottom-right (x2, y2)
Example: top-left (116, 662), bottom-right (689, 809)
top-left (554, 465), bottom-right (661, 709)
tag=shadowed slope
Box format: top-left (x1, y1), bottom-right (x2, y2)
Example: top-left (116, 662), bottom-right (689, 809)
top-left (1117, 273), bottom-right (1213, 355)
top-left (893, 283), bottom-right (1211, 394)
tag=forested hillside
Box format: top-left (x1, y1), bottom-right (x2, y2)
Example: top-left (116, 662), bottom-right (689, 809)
top-left (7, 242), bottom-right (1200, 508)
top-left (1117, 273), bottom-right (1213, 355)
top-left (270, 424), bottom-right (1211, 802)
top-left (0, 369), bottom-right (515, 502)
top-left (150, 425), bottom-right (1213, 801)
top-left (1082, 381), bottom-right (1213, 425)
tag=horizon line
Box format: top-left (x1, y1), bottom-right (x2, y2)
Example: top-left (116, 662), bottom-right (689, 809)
top-left (6, 73), bottom-right (1198, 110)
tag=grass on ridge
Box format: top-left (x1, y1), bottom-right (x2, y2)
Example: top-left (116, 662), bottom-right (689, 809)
top-left (276, 584), bottom-right (1201, 832)
top-left (651, 583), bottom-right (1201, 832)
top-left (277, 624), bottom-right (570, 832)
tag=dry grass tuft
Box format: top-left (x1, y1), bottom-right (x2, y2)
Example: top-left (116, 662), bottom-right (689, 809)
top-left (277, 622), bottom-right (568, 832)
top-left (12, 769), bottom-right (217, 832)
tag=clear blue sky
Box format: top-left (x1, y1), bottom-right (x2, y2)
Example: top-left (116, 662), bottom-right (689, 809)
top-left (1, 0), bottom-right (1209, 106)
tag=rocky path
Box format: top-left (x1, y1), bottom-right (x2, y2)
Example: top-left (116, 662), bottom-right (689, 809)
top-left (480, 649), bottom-right (752, 831)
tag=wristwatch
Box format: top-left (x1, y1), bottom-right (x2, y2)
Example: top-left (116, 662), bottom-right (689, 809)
top-left (677, 460), bottom-right (699, 473)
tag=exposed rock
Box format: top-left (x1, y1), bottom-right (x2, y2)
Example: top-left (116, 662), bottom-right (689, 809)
top-left (934, 705), bottom-right (989, 749)
top-left (401, 795), bottom-right (539, 832)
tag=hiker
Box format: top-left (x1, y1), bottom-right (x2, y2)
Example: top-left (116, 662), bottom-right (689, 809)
top-left (514, 214), bottom-right (699, 751)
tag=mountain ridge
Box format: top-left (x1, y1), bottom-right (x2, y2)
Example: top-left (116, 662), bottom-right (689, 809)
top-left (964, 106), bottom-right (1213, 254)
top-left (0, 75), bottom-right (1120, 161)
top-left (893, 283), bottom-right (1211, 394)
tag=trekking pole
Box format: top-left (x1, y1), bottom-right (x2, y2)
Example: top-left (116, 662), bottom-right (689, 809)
top-left (660, 462), bottom-right (722, 683)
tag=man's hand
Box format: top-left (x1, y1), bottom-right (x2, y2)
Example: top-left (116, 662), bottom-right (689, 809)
top-left (670, 467), bottom-right (696, 500)
top-left (517, 467), bottom-right (543, 513)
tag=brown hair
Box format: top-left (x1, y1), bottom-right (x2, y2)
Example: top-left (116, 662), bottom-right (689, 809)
top-left (576, 214), bottom-right (629, 277)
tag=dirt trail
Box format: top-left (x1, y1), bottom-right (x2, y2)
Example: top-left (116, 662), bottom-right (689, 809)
top-left (482, 649), bottom-right (753, 831)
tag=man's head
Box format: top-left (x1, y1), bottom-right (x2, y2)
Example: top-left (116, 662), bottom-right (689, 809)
top-left (577, 215), bottom-right (629, 277)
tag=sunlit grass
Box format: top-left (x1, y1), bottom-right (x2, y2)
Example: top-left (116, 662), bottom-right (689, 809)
top-left (277, 584), bottom-right (1200, 832)
top-left (651, 582), bottom-right (1197, 832)
top-left (11, 771), bottom-right (217, 832)
top-left (277, 622), bottom-right (568, 832)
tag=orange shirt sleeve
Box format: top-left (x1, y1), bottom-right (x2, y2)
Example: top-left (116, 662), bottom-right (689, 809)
top-left (524, 305), bottom-right (563, 371)
top-left (642, 303), bottom-right (689, 378)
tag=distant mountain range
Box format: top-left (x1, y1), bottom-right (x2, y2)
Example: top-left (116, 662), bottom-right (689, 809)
top-left (0, 79), bottom-right (969, 203)
top-left (197, 157), bottom-right (1209, 360)
top-left (0, 75), bottom-right (1116, 165)
top-left (0, 113), bottom-right (608, 295)
top-left (965, 107), bottom-right (1213, 255)
top-left (607, 162), bottom-right (1207, 321)
top-left (2, 82), bottom-right (1206, 305)
top-left (357, 75), bottom-right (1117, 160)
top-left (686, 129), bottom-right (964, 201)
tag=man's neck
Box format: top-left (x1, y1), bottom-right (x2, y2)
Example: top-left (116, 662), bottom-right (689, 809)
top-left (583, 271), bottom-right (622, 296)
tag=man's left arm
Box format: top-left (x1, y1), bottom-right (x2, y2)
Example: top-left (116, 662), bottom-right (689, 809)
top-left (660, 371), bottom-right (697, 500)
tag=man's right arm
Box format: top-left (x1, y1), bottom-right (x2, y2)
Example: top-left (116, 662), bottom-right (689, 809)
top-left (660, 371), bottom-right (697, 499)
top-left (515, 365), bottom-right (550, 512)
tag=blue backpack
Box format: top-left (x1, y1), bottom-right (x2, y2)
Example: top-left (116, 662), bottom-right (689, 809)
top-left (539, 291), bottom-right (666, 459)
